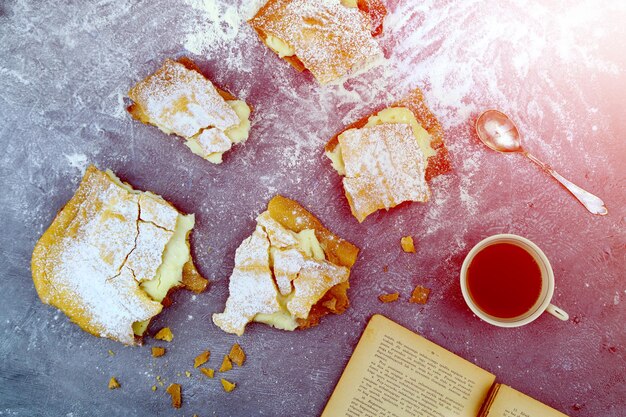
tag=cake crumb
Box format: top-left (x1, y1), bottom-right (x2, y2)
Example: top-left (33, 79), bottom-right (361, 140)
top-left (219, 354), bottom-right (233, 372)
top-left (152, 347), bottom-right (166, 357)
top-left (378, 292), bottom-right (400, 303)
top-left (401, 236), bottom-right (416, 253)
top-left (409, 285), bottom-right (430, 304)
top-left (108, 377), bottom-right (121, 390)
top-left (151, 385), bottom-right (157, 391)
top-left (228, 344), bottom-right (246, 367)
top-left (166, 383), bottom-right (182, 409)
top-left (221, 378), bottom-right (236, 392)
top-left (185, 371), bottom-right (191, 378)
top-left (154, 327), bottom-right (173, 342)
top-left (194, 350), bottom-right (211, 368)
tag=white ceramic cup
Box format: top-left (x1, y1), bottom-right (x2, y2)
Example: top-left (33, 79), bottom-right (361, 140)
top-left (460, 234), bottom-right (569, 327)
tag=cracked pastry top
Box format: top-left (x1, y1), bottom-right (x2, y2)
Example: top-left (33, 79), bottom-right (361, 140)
top-left (249, 0), bottom-right (387, 85)
top-left (127, 58), bottom-right (251, 164)
top-left (213, 195), bottom-right (359, 336)
top-left (31, 166), bottom-right (208, 345)
top-left (325, 87), bottom-right (452, 222)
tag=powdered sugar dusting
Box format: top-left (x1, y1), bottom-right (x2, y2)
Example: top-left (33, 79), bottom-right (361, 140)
top-left (128, 59), bottom-right (240, 138)
top-left (339, 123), bottom-right (429, 222)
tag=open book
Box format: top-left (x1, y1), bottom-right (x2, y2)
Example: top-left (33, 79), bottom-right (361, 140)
top-left (322, 315), bottom-right (569, 417)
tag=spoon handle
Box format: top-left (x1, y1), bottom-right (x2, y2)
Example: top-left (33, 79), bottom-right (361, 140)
top-left (525, 152), bottom-right (608, 215)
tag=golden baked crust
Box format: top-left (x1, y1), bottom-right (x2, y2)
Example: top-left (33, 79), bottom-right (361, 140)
top-left (249, 0), bottom-right (383, 84)
top-left (212, 196), bottom-right (359, 334)
top-left (31, 166), bottom-right (207, 345)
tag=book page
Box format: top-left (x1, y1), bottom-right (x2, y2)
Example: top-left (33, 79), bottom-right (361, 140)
top-left (321, 315), bottom-right (496, 417)
top-left (482, 385), bottom-right (569, 417)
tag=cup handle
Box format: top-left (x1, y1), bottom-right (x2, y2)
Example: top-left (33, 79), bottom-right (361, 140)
top-left (546, 304), bottom-right (569, 321)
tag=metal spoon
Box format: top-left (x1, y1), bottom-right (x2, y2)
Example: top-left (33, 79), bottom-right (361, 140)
top-left (475, 110), bottom-right (608, 215)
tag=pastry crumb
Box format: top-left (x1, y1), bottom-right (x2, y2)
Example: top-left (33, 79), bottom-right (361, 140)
top-left (401, 236), bottom-right (416, 253)
top-left (409, 285), bottom-right (430, 304)
top-left (200, 368), bottom-right (215, 378)
top-left (378, 292), bottom-right (400, 303)
top-left (166, 383), bottom-right (182, 409)
top-left (221, 378), bottom-right (236, 393)
top-left (219, 355), bottom-right (233, 372)
top-left (107, 350), bottom-right (115, 356)
top-left (108, 377), bottom-right (120, 390)
top-left (151, 347), bottom-right (166, 357)
top-left (154, 327), bottom-right (173, 342)
top-left (228, 344), bottom-right (246, 367)
top-left (185, 371), bottom-right (191, 378)
top-left (194, 350), bottom-right (211, 368)
top-left (151, 385), bottom-right (157, 391)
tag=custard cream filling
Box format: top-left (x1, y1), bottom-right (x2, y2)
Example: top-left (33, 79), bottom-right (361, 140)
top-left (105, 171), bottom-right (195, 337)
top-left (264, 34), bottom-right (295, 58)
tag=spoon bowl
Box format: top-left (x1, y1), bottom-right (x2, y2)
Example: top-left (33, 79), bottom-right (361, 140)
top-left (476, 109), bottom-right (522, 153)
top-left (475, 109), bottom-right (608, 215)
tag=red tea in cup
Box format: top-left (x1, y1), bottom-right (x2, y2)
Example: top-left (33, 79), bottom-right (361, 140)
top-left (466, 242), bottom-right (542, 319)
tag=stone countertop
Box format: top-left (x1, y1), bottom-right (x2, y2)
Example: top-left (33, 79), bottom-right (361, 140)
top-left (1, 1), bottom-right (625, 416)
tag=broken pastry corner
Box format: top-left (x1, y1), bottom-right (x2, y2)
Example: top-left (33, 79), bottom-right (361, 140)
top-left (166, 383), bottom-right (182, 409)
top-left (249, 0), bottom-right (384, 84)
top-left (228, 343), bottom-right (246, 367)
top-left (401, 236), bottom-right (416, 253)
top-left (409, 285), bottom-right (431, 305)
top-left (108, 377), bottom-right (121, 390)
top-left (30, 165), bottom-right (207, 346)
top-left (221, 378), bottom-right (236, 393)
top-left (194, 350), bottom-right (211, 368)
top-left (325, 87), bottom-right (451, 222)
top-left (127, 58), bottom-right (251, 164)
top-left (219, 354), bottom-right (233, 373)
top-left (154, 327), bottom-right (174, 342)
top-left (212, 195), bottom-right (359, 336)
top-left (378, 292), bottom-right (400, 303)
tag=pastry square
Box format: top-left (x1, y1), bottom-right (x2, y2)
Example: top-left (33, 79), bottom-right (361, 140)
top-left (326, 87), bottom-right (451, 222)
top-left (127, 58), bottom-right (251, 164)
top-left (213, 195), bottom-right (359, 335)
top-left (249, 0), bottom-right (386, 84)
top-left (31, 166), bottom-right (208, 345)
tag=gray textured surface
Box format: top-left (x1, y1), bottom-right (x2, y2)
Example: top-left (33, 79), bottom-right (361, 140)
top-left (1, 0), bottom-right (625, 416)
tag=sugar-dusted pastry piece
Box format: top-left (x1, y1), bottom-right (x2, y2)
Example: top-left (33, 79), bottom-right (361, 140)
top-left (31, 166), bottom-right (208, 345)
top-left (127, 58), bottom-right (251, 163)
top-left (213, 196), bottom-right (359, 335)
top-left (249, 0), bottom-right (385, 84)
top-left (326, 87), bottom-right (451, 222)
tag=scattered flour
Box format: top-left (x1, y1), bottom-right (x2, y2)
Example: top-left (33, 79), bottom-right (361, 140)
top-left (64, 153), bottom-right (89, 174)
